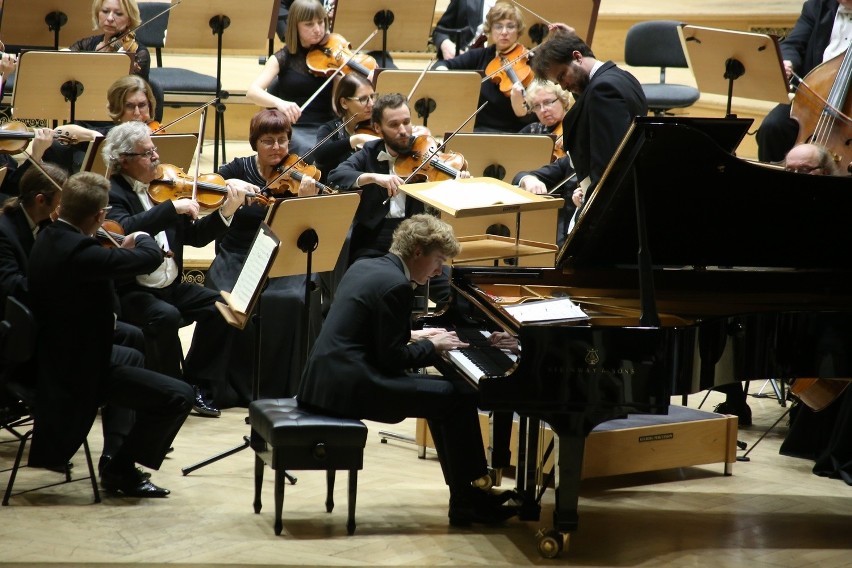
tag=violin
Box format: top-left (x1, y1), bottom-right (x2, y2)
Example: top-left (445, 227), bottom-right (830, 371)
top-left (268, 154), bottom-right (337, 196)
top-left (393, 135), bottom-right (467, 183)
top-left (551, 122), bottom-right (565, 162)
top-left (484, 43), bottom-right (533, 98)
top-left (97, 218), bottom-right (174, 258)
top-left (147, 120), bottom-right (165, 134)
top-left (99, 30), bottom-right (141, 73)
top-left (148, 164), bottom-right (268, 209)
top-left (306, 33), bottom-right (377, 78)
top-left (0, 121), bottom-right (89, 154)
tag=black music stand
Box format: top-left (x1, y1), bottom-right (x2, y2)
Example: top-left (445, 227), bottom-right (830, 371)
top-left (509, 0), bottom-right (600, 47)
top-left (182, 192), bottom-right (359, 476)
top-left (11, 51), bottom-right (130, 123)
top-left (375, 70), bottom-right (480, 137)
top-left (680, 26), bottom-right (790, 117)
top-left (158, 0), bottom-right (277, 170)
top-left (0, 0), bottom-right (93, 50)
top-left (332, 0), bottom-right (437, 66)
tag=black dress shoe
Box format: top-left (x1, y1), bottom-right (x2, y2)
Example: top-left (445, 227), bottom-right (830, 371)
top-left (448, 488), bottom-right (518, 527)
top-left (98, 455), bottom-right (150, 481)
top-left (101, 468), bottom-right (170, 498)
top-left (714, 401), bottom-right (752, 426)
top-left (192, 386), bottom-right (221, 418)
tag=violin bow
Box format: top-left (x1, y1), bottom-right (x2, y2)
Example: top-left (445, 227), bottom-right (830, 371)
top-left (101, 0), bottom-right (183, 52)
top-left (790, 71), bottom-right (852, 125)
top-left (259, 113), bottom-right (360, 195)
top-left (510, 0), bottom-right (552, 25)
top-left (150, 97), bottom-right (218, 135)
top-left (300, 29), bottom-right (380, 113)
top-left (189, 104), bottom-right (208, 204)
top-left (547, 172), bottom-right (577, 195)
top-left (406, 58), bottom-right (435, 101)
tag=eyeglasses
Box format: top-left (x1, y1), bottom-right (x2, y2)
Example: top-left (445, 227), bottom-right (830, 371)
top-left (124, 101), bottom-right (149, 112)
top-left (785, 164), bottom-right (822, 174)
top-left (345, 93), bottom-right (378, 105)
top-left (121, 147), bottom-right (158, 159)
top-left (258, 137), bottom-right (289, 148)
top-left (530, 98), bottom-right (559, 112)
top-left (101, 205), bottom-right (112, 213)
top-left (493, 23), bottom-right (518, 33)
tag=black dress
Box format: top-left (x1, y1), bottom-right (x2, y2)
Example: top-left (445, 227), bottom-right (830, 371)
top-left (207, 156), bottom-right (322, 404)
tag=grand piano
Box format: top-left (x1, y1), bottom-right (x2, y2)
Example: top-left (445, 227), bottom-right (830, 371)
top-left (426, 116), bottom-right (852, 557)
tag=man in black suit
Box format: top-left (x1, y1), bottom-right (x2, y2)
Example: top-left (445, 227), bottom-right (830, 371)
top-left (299, 214), bottom-right (516, 526)
top-left (513, 155), bottom-right (577, 246)
top-left (27, 171), bottom-right (194, 497)
top-left (531, 28), bottom-right (647, 221)
top-left (101, 121), bottom-right (247, 416)
top-left (756, 0), bottom-right (850, 162)
top-left (432, 0), bottom-right (489, 60)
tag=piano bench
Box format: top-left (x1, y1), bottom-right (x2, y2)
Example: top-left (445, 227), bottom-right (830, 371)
top-left (248, 398), bottom-right (368, 536)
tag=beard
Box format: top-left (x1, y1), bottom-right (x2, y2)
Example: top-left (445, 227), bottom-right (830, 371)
top-left (384, 133), bottom-right (412, 155)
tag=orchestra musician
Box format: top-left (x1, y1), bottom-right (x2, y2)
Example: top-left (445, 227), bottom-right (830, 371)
top-left (518, 80), bottom-right (570, 136)
top-left (298, 214), bottom-right (518, 526)
top-left (247, 0), bottom-right (337, 156)
top-left (784, 142), bottom-right (843, 175)
top-left (27, 171), bottom-right (194, 498)
top-left (433, 2), bottom-right (535, 132)
top-left (756, 0), bottom-right (852, 163)
top-left (70, 0), bottom-right (151, 81)
top-left (312, 73), bottom-right (379, 183)
top-left (432, 0), bottom-right (496, 61)
top-left (207, 109), bottom-right (321, 403)
top-left (327, 93), bottom-right (466, 306)
top-left (101, 121), bottom-right (247, 417)
top-left (530, 26), bottom-right (646, 220)
top-left (513, 156), bottom-right (576, 246)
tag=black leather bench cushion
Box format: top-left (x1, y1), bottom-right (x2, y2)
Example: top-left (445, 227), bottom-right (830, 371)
top-left (249, 398), bottom-right (368, 449)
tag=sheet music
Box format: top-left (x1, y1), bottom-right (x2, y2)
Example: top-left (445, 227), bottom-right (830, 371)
top-left (230, 227), bottom-right (278, 314)
top-left (504, 297), bottom-right (589, 323)
top-left (418, 180), bottom-right (534, 210)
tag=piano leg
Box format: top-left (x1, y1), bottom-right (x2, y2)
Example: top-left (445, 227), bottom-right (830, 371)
top-left (515, 415), bottom-right (542, 521)
top-left (553, 429), bottom-right (583, 533)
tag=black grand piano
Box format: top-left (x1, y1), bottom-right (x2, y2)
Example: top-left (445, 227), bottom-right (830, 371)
top-left (426, 116), bottom-right (852, 557)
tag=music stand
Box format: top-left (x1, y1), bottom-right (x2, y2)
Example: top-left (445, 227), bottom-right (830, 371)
top-left (680, 25), bottom-right (790, 117)
top-left (158, 0), bottom-right (277, 170)
top-left (82, 133), bottom-right (199, 176)
top-left (446, 133), bottom-right (552, 181)
top-left (332, 0), bottom-right (437, 66)
top-left (510, 0), bottom-right (600, 47)
top-left (0, 0), bottom-right (93, 50)
top-left (182, 192), bottom-right (359, 476)
top-left (11, 51), bottom-right (130, 123)
top-left (374, 70), bottom-right (480, 137)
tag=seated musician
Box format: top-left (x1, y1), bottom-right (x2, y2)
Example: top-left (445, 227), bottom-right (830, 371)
top-left (207, 109), bottom-right (321, 403)
top-left (298, 214), bottom-right (517, 526)
top-left (784, 142), bottom-right (842, 176)
top-left (101, 121), bottom-right (247, 417)
top-left (327, 93), bottom-right (466, 305)
top-left (27, 171), bottom-right (194, 498)
top-left (433, 2), bottom-right (535, 133)
top-left (518, 80), bottom-right (570, 136)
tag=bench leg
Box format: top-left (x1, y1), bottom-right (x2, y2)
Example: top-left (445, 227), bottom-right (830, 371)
top-left (253, 454), bottom-right (264, 514)
top-left (325, 469), bottom-right (335, 513)
top-left (274, 468), bottom-right (285, 536)
top-left (347, 470), bottom-right (358, 535)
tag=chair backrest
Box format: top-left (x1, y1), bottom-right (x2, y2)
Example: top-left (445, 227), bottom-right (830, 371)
top-left (624, 20), bottom-right (689, 70)
top-left (136, 2), bottom-right (170, 67)
top-left (1, 297), bottom-right (36, 365)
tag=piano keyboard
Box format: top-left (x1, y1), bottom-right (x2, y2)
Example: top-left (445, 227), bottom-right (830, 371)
top-left (446, 329), bottom-right (518, 384)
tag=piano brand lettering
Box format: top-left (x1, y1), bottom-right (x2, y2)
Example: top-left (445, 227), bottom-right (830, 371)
top-left (639, 433), bottom-right (674, 443)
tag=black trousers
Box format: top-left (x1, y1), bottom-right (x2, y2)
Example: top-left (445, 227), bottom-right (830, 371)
top-left (101, 322), bottom-right (148, 457)
top-left (756, 103), bottom-right (799, 163)
top-left (118, 281), bottom-right (233, 393)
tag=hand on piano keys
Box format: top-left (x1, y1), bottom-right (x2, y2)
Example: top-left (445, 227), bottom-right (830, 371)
top-left (412, 327), bottom-right (469, 353)
top-left (443, 329), bottom-right (520, 385)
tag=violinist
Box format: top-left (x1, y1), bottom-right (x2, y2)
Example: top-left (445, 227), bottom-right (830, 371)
top-left (312, 73), bottom-right (379, 183)
top-left (433, 2), bottom-right (535, 132)
top-left (328, 93), bottom-right (467, 305)
top-left (70, 0), bottom-right (151, 82)
top-left (518, 80), bottom-right (570, 137)
top-left (102, 121), bottom-right (247, 417)
top-left (246, 0), bottom-right (336, 156)
top-left (756, 0), bottom-right (852, 163)
top-left (207, 109), bottom-right (321, 402)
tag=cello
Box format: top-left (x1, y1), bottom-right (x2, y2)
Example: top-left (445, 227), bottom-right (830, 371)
top-left (790, 42), bottom-right (852, 174)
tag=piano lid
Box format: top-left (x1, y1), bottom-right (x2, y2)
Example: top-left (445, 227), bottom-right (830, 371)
top-left (557, 116), bottom-right (852, 272)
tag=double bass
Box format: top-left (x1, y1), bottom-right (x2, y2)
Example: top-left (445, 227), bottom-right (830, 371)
top-left (790, 43), bottom-right (852, 174)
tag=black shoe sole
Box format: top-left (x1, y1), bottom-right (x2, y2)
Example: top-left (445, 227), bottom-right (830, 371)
top-left (192, 406), bottom-right (221, 418)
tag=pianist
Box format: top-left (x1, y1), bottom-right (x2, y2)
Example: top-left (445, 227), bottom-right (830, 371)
top-left (298, 214), bottom-right (517, 526)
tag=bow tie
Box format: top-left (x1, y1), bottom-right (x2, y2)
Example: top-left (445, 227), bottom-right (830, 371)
top-left (132, 180), bottom-right (149, 195)
top-left (377, 150), bottom-right (394, 162)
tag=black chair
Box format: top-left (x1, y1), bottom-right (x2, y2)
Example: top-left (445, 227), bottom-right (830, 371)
top-left (135, 3), bottom-right (221, 130)
top-left (624, 20), bottom-right (700, 116)
top-left (1, 297), bottom-right (101, 505)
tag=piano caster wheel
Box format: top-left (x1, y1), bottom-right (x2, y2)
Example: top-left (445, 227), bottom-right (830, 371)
top-left (536, 528), bottom-right (568, 558)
